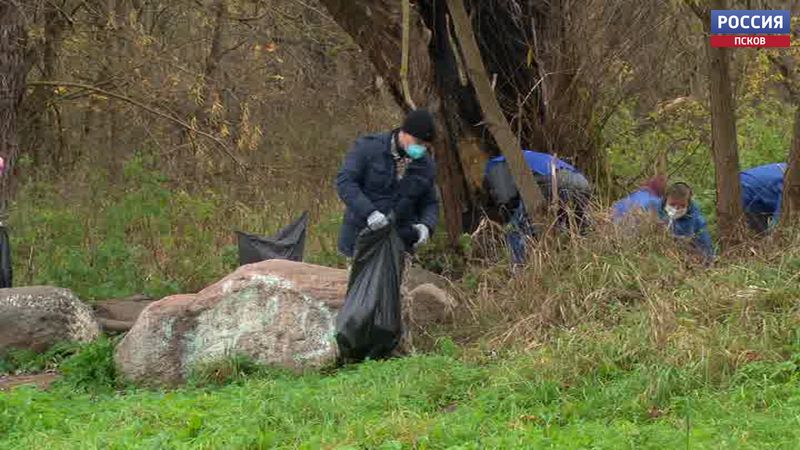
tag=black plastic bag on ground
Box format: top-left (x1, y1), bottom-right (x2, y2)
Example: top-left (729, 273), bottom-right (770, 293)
top-left (336, 224), bottom-right (404, 362)
top-left (235, 211), bottom-right (308, 265)
top-left (0, 225), bottom-right (11, 288)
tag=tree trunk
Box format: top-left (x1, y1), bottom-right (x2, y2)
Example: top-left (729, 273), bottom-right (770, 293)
top-left (0, 0), bottom-right (29, 209)
top-left (781, 105), bottom-right (800, 222)
top-left (197, 0), bottom-right (226, 127)
top-left (318, 0), bottom-right (474, 243)
top-left (445, 0), bottom-right (545, 220)
top-left (768, 2), bottom-right (800, 226)
top-left (21, 0), bottom-right (67, 168)
top-left (109, 0), bottom-right (132, 177)
top-left (706, 0), bottom-right (744, 247)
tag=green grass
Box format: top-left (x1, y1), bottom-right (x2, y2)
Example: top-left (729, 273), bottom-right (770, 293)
top-left (57, 337), bottom-right (120, 393)
top-left (5, 221), bottom-right (797, 448)
top-left (7, 152), bottom-right (345, 301)
top-left (1, 351), bottom-right (799, 449)
top-left (0, 342), bottom-right (82, 375)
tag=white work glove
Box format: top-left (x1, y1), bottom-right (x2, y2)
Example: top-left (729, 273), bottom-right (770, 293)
top-left (366, 210), bottom-right (390, 231)
top-left (413, 224), bottom-right (430, 248)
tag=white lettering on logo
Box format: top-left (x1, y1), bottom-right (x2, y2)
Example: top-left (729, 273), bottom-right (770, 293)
top-left (734, 36), bottom-right (767, 46)
top-left (718, 14), bottom-right (784, 31)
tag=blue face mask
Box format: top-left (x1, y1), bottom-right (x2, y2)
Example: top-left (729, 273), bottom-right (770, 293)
top-left (406, 143), bottom-right (426, 160)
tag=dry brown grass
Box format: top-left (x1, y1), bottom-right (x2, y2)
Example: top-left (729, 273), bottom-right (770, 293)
top-left (449, 211), bottom-right (800, 378)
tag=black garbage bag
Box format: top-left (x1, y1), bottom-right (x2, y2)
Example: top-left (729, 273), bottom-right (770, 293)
top-left (335, 224), bottom-right (404, 362)
top-left (235, 211), bottom-right (308, 266)
top-left (0, 225), bottom-right (11, 288)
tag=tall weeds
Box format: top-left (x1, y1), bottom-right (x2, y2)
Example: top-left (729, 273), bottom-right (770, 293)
top-left (458, 212), bottom-right (800, 383)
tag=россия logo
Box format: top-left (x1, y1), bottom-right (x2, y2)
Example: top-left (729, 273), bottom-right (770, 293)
top-left (710, 10), bottom-right (791, 48)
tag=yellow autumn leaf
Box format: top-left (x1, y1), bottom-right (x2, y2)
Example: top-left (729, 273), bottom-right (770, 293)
top-left (211, 100), bottom-right (224, 118)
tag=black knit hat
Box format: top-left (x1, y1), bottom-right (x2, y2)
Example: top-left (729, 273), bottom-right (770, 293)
top-left (401, 109), bottom-right (436, 142)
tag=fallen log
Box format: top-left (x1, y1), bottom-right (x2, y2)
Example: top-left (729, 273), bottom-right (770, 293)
top-left (97, 317), bottom-right (134, 333)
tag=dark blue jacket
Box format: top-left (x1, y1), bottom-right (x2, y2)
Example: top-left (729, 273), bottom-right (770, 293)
top-left (611, 188), bottom-right (662, 222)
top-left (336, 132), bottom-right (439, 257)
top-left (740, 163), bottom-right (786, 222)
top-left (657, 202), bottom-right (715, 259)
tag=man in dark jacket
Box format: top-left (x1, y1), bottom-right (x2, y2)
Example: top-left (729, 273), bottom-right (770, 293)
top-left (336, 109), bottom-right (439, 257)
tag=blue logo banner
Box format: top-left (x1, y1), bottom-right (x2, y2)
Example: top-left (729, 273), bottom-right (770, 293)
top-left (711, 10), bottom-right (790, 34)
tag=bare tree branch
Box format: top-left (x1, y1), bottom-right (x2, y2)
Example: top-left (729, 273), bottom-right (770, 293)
top-left (683, 0), bottom-right (708, 22)
top-left (27, 81), bottom-right (245, 169)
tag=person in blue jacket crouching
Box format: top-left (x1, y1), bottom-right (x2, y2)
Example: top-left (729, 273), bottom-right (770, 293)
top-left (658, 182), bottom-right (715, 261)
top-left (482, 142), bottom-right (592, 264)
top-left (740, 163), bottom-right (786, 234)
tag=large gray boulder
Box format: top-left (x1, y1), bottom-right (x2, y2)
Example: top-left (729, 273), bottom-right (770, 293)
top-left (115, 260), bottom-right (455, 386)
top-left (0, 286), bottom-right (100, 354)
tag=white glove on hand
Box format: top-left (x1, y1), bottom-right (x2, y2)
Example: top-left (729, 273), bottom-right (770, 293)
top-left (413, 224), bottom-right (430, 248)
top-left (366, 210), bottom-right (389, 231)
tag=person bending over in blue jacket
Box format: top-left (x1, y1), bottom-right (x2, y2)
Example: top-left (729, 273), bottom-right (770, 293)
top-left (484, 146), bottom-right (592, 232)
top-left (611, 175), bottom-right (666, 223)
top-left (740, 163), bottom-right (787, 234)
top-left (482, 142), bottom-right (592, 264)
top-left (658, 182), bottom-right (715, 260)
top-left (335, 109), bottom-right (439, 258)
